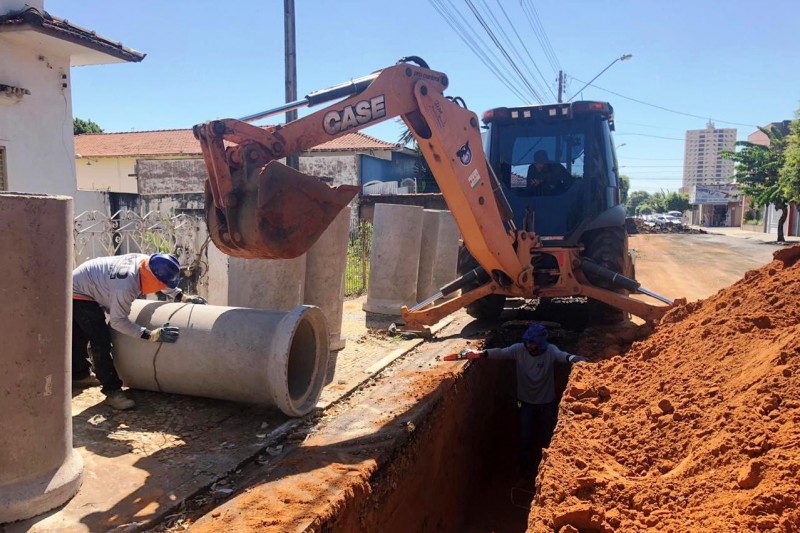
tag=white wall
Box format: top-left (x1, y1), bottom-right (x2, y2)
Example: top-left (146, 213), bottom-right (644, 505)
top-left (0, 31), bottom-right (107, 210)
top-left (76, 157), bottom-right (138, 193)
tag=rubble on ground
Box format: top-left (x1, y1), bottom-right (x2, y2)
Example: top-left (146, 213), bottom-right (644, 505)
top-left (531, 244), bottom-right (800, 532)
top-left (627, 217), bottom-right (707, 235)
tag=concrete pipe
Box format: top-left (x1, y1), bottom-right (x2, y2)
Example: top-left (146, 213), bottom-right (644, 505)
top-left (206, 244), bottom-right (307, 311)
top-left (417, 210), bottom-right (461, 302)
top-left (229, 254), bottom-right (306, 310)
top-left (363, 203), bottom-right (425, 315)
top-left (305, 209), bottom-right (350, 352)
top-left (112, 301), bottom-right (329, 417)
top-left (0, 193), bottom-right (83, 524)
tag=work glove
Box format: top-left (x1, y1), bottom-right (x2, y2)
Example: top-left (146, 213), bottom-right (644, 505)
top-left (443, 349), bottom-right (484, 361)
top-left (148, 323), bottom-right (180, 343)
top-left (568, 355), bottom-right (589, 363)
top-left (178, 293), bottom-right (207, 304)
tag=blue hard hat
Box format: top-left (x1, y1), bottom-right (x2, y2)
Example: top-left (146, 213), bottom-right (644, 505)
top-left (522, 323), bottom-right (548, 349)
top-left (148, 253), bottom-right (182, 289)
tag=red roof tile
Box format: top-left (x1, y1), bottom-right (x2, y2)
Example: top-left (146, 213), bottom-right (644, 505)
top-left (74, 129), bottom-right (399, 158)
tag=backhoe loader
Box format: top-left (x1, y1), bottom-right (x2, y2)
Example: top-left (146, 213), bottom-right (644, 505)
top-left (193, 57), bottom-right (678, 333)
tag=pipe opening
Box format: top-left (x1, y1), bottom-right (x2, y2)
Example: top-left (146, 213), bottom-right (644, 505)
top-left (287, 318), bottom-right (318, 402)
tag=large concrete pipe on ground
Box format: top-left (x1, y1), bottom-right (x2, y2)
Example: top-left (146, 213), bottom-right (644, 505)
top-left (416, 209), bottom-right (461, 302)
top-left (112, 301), bottom-right (329, 417)
top-left (206, 244), bottom-right (306, 311)
top-left (305, 209), bottom-right (350, 383)
top-left (0, 194), bottom-right (84, 523)
top-left (363, 203), bottom-right (425, 315)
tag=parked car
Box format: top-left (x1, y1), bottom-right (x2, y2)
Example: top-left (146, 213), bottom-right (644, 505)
top-left (666, 211), bottom-right (683, 218)
top-left (653, 214), bottom-right (682, 226)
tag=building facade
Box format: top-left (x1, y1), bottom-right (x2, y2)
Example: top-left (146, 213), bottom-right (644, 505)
top-left (682, 121), bottom-right (736, 191)
top-left (0, 1), bottom-right (143, 213)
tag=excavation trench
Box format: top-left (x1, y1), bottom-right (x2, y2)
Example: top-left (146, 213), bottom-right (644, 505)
top-left (188, 307), bottom-right (636, 533)
top-left (314, 320), bottom-right (592, 533)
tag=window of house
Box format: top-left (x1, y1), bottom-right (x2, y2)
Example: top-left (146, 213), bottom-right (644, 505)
top-left (0, 146), bottom-right (7, 191)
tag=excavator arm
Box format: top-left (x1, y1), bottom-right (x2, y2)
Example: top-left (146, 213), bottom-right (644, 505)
top-left (193, 58), bottom-right (531, 291)
top-left (194, 58), bottom-right (676, 328)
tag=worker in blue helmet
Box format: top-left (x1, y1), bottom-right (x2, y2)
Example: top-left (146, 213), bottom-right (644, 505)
top-left (457, 323), bottom-right (589, 483)
top-left (72, 253), bottom-right (208, 410)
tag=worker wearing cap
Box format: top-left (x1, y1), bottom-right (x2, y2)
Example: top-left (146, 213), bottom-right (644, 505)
top-left (72, 253), bottom-right (207, 410)
top-left (460, 323), bottom-right (588, 481)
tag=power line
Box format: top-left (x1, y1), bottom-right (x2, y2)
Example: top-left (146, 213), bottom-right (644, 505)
top-left (428, 0), bottom-right (530, 103)
top-left (474, 0), bottom-right (550, 99)
top-left (624, 176), bottom-right (684, 182)
top-left (615, 132), bottom-right (685, 141)
top-left (619, 156), bottom-right (684, 161)
top-left (570, 77), bottom-right (758, 128)
top-left (492, 0), bottom-right (556, 100)
top-left (520, 0), bottom-right (561, 74)
top-left (621, 165), bottom-right (684, 168)
top-left (464, 0), bottom-right (543, 103)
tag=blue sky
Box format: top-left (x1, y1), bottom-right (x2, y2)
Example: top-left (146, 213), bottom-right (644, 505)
top-left (52, 0), bottom-right (800, 194)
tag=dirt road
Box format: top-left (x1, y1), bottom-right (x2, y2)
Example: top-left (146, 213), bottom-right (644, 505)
top-left (630, 233), bottom-right (778, 302)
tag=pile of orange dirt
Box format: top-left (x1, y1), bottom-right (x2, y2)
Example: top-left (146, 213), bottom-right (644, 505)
top-left (531, 244), bottom-right (800, 532)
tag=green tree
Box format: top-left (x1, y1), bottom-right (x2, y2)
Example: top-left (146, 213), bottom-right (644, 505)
top-left (626, 190), bottom-right (651, 216)
top-left (665, 191), bottom-right (689, 213)
top-left (722, 125), bottom-right (789, 242)
top-left (780, 110), bottom-right (800, 204)
top-left (619, 174), bottom-right (630, 204)
top-left (73, 117), bottom-right (103, 135)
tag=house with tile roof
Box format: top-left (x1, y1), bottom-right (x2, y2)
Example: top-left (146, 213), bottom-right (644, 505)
top-left (74, 127), bottom-right (419, 218)
top-left (0, 1), bottom-right (144, 212)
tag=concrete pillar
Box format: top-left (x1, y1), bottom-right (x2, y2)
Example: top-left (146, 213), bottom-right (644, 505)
top-left (206, 243), bottom-right (306, 311)
top-left (0, 194), bottom-right (83, 523)
top-left (112, 301), bottom-right (329, 417)
top-left (305, 209), bottom-right (350, 383)
top-left (363, 203), bottom-right (424, 315)
top-left (416, 210), bottom-right (461, 302)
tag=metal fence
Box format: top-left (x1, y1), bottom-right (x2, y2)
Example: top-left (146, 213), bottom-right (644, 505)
top-left (73, 209), bottom-right (209, 293)
top-left (344, 220), bottom-right (372, 296)
top-left (75, 209), bottom-right (371, 297)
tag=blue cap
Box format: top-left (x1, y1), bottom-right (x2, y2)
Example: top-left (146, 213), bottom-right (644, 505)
top-left (522, 323), bottom-right (548, 349)
top-left (148, 253), bottom-right (182, 289)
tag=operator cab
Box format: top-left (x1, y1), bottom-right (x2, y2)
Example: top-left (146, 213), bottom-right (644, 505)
top-left (482, 101), bottom-right (621, 246)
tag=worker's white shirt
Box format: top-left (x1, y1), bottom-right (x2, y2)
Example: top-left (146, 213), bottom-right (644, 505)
top-left (72, 254), bottom-right (179, 338)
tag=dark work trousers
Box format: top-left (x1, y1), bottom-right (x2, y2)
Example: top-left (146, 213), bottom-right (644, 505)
top-left (72, 299), bottom-right (123, 395)
top-left (519, 400), bottom-right (558, 479)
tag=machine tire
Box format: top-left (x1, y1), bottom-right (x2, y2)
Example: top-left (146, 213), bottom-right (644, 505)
top-left (582, 227), bottom-right (629, 324)
top-left (457, 244), bottom-right (506, 320)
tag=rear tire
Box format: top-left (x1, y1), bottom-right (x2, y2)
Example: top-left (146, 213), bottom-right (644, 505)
top-left (582, 227), bottom-right (629, 324)
top-left (457, 245), bottom-right (506, 320)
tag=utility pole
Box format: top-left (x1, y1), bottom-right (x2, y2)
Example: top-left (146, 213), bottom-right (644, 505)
top-left (284, 0), bottom-right (298, 169)
top-left (557, 70), bottom-right (563, 103)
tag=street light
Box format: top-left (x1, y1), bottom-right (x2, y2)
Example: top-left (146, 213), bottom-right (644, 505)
top-left (566, 54), bottom-right (633, 102)
top-left (616, 143), bottom-right (627, 150)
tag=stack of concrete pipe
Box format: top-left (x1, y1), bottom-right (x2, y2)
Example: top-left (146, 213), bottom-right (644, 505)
top-left (204, 207), bottom-right (351, 383)
top-left (364, 204), bottom-right (460, 316)
top-left (0, 194), bottom-right (84, 523)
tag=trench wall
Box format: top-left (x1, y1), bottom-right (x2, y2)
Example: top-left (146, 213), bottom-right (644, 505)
top-left (323, 360), bottom-right (516, 532)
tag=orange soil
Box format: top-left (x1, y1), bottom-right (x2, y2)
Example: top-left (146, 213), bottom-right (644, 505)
top-left (531, 245), bottom-right (800, 532)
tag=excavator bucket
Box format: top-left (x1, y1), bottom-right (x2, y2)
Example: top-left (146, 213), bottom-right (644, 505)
top-left (207, 160), bottom-right (359, 259)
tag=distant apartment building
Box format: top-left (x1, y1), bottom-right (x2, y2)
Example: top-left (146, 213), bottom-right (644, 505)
top-left (746, 120), bottom-right (791, 146)
top-left (682, 121), bottom-right (736, 191)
